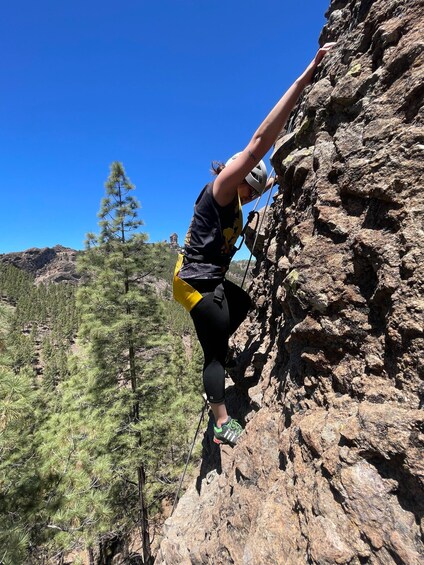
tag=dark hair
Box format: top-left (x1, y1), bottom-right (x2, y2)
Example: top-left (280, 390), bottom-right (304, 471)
top-left (210, 161), bottom-right (225, 176)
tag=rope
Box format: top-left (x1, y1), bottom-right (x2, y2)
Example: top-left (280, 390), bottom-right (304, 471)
top-left (170, 397), bottom-right (208, 517)
top-left (240, 210), bottom-right (260, 289)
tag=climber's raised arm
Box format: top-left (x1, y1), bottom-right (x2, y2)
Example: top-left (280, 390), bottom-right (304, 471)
top-left (213, 42), bottom-right (336, 206)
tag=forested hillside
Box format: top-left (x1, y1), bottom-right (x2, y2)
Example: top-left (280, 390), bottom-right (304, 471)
top-left (0, 162), bottom-right (206, 564)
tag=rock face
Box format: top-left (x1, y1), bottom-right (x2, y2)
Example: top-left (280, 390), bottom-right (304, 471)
top-left (157, 0), bottom-right (424, 563)
top-left (0, 245), bottom-right (80, 284)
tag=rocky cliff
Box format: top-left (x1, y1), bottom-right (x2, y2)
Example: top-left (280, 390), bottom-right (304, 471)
top-left (0, 245), bottom-right (80, 284)
top-left (157, 0), bottom-right (424, 563)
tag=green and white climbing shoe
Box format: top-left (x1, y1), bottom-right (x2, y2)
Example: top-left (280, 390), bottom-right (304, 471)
top-left (213, 417), bottom-right (243, 446)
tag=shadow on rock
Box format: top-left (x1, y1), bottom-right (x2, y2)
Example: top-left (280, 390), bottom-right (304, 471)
top-left (195, 384), bottom-right (253, 495)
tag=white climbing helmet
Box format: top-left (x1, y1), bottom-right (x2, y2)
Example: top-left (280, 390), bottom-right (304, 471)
top-left (225, 152), bottom-right (268, 195)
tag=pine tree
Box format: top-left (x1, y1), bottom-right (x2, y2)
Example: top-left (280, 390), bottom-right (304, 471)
top-left (75, 161), bottom-right (163, 562)
top-left (0, 306), bottom-right (45, 564)
top-left (0, 265), bottom-right (80, 561)
top-left (0, 165), bottom-right (205, 561)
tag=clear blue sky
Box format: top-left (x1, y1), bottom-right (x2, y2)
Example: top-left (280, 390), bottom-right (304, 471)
top-left (1, 0), bottom-right (330, 258)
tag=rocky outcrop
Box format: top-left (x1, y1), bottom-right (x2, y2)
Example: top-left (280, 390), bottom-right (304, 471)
top-left (157, 0), bottom-right (424, 563)
top-left (0, 245), bottom-right (80, 284)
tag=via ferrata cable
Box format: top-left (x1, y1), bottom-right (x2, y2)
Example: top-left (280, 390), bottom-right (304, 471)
top-left (170, 398), bottom-right (208, 516)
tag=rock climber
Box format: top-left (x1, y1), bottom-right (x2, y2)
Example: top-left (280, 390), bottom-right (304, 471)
top-left (173, 42), bottom-right (336, 446)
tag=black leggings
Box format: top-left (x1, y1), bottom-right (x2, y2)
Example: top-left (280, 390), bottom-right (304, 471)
top-left (189, 279), bottom-right (251, 403)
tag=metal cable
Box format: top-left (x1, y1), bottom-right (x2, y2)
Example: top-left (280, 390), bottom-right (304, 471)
top-left (170, 398), bottom-right (208, 517)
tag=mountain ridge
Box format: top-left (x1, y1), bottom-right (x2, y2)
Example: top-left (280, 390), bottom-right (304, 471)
top-left (0, 245), bottom-right (80, 284)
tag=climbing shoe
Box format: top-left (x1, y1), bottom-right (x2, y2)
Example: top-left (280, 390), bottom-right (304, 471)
top-left (213, 417), bottom-right (243, 446)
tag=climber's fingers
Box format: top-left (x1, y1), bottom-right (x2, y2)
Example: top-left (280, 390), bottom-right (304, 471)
top-left (301, 42), bottom-right (336, 85)
top-left (314, 42), bottom-right (337, 66)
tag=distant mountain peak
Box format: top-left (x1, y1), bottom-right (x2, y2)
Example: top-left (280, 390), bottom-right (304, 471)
top-left (0, 245), bottom-right (80, 284)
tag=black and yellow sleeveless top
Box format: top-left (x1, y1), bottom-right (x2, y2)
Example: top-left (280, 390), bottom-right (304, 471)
top-left (173, 182), bottom-right (243, 311)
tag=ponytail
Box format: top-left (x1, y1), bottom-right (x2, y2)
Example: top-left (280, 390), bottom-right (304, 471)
top-left (210, 161), bottom-right (225, 176)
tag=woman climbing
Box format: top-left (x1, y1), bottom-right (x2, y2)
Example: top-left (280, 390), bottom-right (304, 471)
top-left (173, 42), bottom-right (336, 446)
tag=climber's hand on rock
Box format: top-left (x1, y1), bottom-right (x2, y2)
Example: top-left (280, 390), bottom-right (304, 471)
top-left (314, 42), bottom-right (337, 66)
top-left (300, 42), bottom-right (336, 86)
